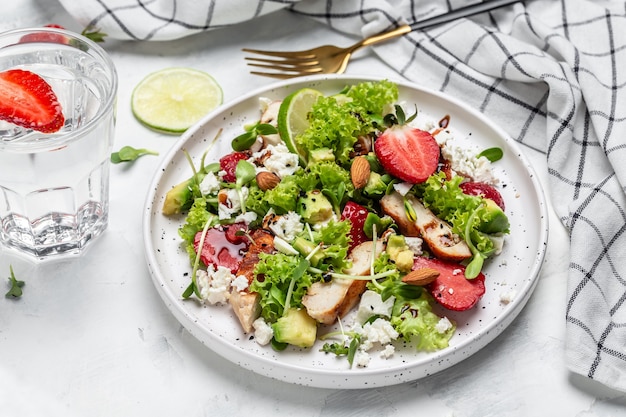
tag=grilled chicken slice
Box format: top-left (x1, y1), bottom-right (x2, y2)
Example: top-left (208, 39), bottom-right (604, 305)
top-left (380, 191), bottom-right (471, 262)
top-left (236, 229), bottom-right (275, 285)
top-left (230, 291), bottom-right (261, 333)
top-left (302, 241), bottom-right (384, 325)
top-left (230, 229), bottom-right (275, 333)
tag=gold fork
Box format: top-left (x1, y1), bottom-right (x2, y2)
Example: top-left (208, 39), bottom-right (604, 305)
top-left (243, 0), bottom-right (519, 78)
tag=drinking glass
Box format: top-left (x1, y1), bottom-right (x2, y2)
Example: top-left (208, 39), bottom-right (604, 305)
top-left (0, 27), bottom-right (118, 259)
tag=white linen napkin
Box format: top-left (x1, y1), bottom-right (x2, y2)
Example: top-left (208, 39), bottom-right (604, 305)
top-left (58, 0), bottom-right (626, 392)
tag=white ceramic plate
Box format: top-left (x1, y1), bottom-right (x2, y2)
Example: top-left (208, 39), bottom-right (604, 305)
top-left (143, 75), bottom-right (549, 389)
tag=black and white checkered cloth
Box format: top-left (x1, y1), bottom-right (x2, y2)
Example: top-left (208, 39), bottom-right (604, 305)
top-left (59, 0), bottom-right (626, 391)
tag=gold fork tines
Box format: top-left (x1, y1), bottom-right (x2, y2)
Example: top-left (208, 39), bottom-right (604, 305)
top-left (243, 51), bottom-right (322, 79)
top-left (243, 0), bottom-right (521, 78)
top-left (243, 46), bottom-right (347, 79)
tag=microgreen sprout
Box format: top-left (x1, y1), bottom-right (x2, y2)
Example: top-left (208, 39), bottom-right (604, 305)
top-left (110, 146), bottom-right (159, 164)
top-left (403, 196), bottom-right (417, 222)
top-left (235, 160), bottom-right (256, 214)
top-left (183, 213), bottom-right (218, 299)
top-left (464, 204), bottom-right (487, 279)
top-left (477, 147), bottom-right (504, 163)
top-left (5, 265), bottom-right (24, 299)
top-left (231, 122), bottom-right (278, 151)
top-left (283, 258), bottom-right (309, 313)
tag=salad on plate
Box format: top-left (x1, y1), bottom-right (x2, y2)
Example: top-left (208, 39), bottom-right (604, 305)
top-left (160, 80), bottom-right (510, 368)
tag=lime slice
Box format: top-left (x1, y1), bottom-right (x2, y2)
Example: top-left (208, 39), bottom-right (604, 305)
top-left (131, 67), bottom-right (223, 134)
top-left (277, 87), bottom-right (323, 165)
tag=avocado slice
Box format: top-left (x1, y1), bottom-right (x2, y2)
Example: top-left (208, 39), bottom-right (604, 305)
top-left (479, 199), bottom-right (510, 234)
top-left (162, 179), bottom-right (193, 215)
top-left (297, 190), bottom-right (334, 224)
top-left (272, 308), bottom-right (317, 348)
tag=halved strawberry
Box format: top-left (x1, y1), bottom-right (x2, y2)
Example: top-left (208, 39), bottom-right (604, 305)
top-left (0, 69), bottom-right (64, 133)
top-left (219, 151), bottom-right (249, 183)
top-left (374, 126), bottom-right (440, 184)
top-left (341, 201), bottom-right (370, 251)
top-left (413, 256), bottom-right (486, 311)
top-left (460, 181), bottom-right (505, 211)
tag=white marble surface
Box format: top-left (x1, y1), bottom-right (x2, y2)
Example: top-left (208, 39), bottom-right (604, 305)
top-left (1, 1), bottom-right (626, 416)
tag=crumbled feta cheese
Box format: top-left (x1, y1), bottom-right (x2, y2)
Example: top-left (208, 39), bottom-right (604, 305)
top-left (218, 187), bottom-right (248, 220)
top-left (380, 344), bottom-right (395, 359)
top-left (354, 349), bottom-right (371, 367)
top-left (360, 318), bottom-right (400, 351)
top-left (311, 212), bottom-right (339, 231)
top-left (252, 317), bottom-right (274, 346)
top-left (405, 110), bottom-right (437, 132)
top-left (197, 265), bottom-right (235, 305)
top-left (234, 211), bottom-right (258, 225)
top-left (441, 141), bottom-right (498, 185)
top-left (490, 233), bottom-right (505, 255)
top-left (231, 275), bottom-right (249, 292)
top-left (195, 269), bottom-right (211, 300)
top-left (432, 128), bottom-right (455, 146)
top-left (258, 96), bottom-right (273, 111)
top-left (199, 172), bottom-right (221, 196)
top-left (355, 290), bottom-right (395, 324)
top-left (404, 237), bottom-right (423, 255)
top-left (435, 317), bottom-right (453, 334)
top-left (268, 211), bottom-right (304, 242)
top-left (392, 182), bottom-right (413, 196)
top-left (500, 290), bottom-right (516, 305)
top-left (252, 143), bottom-right (300, 178)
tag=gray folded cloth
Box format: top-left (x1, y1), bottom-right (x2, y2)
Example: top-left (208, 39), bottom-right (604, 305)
top-left (59, 0), bottom-right (626, 391)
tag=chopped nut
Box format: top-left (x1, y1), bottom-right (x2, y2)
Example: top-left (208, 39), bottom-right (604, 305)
top-left (256, 171), bottom-right (281, 190)
top-left (402, 267), bottom-right (440, 286)
top-left (350, 156), bottom-right (370, 189)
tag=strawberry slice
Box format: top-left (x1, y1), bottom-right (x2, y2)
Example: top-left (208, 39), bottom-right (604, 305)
top-left (219, 151), bottom-right (249, 183)
top-left (460, 181), bottom-right (505, 211)
top-left (19, 24), bottom-right (68, 44)
top-left (194, 227), bottom-right (246, 273)
top-left (413, 256), bottom-right (486, 311)
top-left (374, 127), bottom-right (440, 184)
top-left (0, 69), bottom-right (64, 133)
top-left (224, 222), bottom-right (251, 245)
top-left (341, 201), bottom-right (370, 251)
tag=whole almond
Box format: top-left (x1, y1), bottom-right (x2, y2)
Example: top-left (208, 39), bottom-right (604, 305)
top-left (256, 171), bottom-right (281, 190)
top-left (402, 267), bottom-right (440, 286)
top-left (350, 156), bottom-right (370, 189)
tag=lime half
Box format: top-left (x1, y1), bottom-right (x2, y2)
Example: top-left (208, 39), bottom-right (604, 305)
top-left (131, 67), bottom-right (223, 134)
top-left (277, 88), bottom-right (323, 165)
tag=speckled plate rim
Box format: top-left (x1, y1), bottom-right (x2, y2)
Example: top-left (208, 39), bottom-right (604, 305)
top-left (142, 74), bottom-right (549, 389)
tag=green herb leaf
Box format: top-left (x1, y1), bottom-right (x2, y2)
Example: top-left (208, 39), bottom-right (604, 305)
top-left (347, 336), bottom-right (361, 368)
top-left (403, 196), bottom-right (417, 222)
top-left (231, 130), bottom-right (257, 152)
top-left (5, 266), bottom-right (24, 298)
top-left (231, 122), bottom-right (278, 151)
top-left (255, 123), bottom-right (278, 136)
top-left (235, 160), bottom-right (256, 188)
top-left (111, 146), bottom-right (159, 164)
top-left (477, 147), bottom-right (504, 162)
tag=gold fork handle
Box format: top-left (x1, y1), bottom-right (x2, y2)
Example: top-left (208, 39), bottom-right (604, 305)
top-left (356, 25), bottom-right (412, 50)
top-left (349, 0), bottom-right (520, 52)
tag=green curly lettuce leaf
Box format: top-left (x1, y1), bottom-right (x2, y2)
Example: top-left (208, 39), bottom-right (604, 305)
top-left (390, 292), bottom-right (455, 351)
top-left (251, 253), bottom-right (314, 323)
top-left (296, 80), bottom-right (398, 166)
